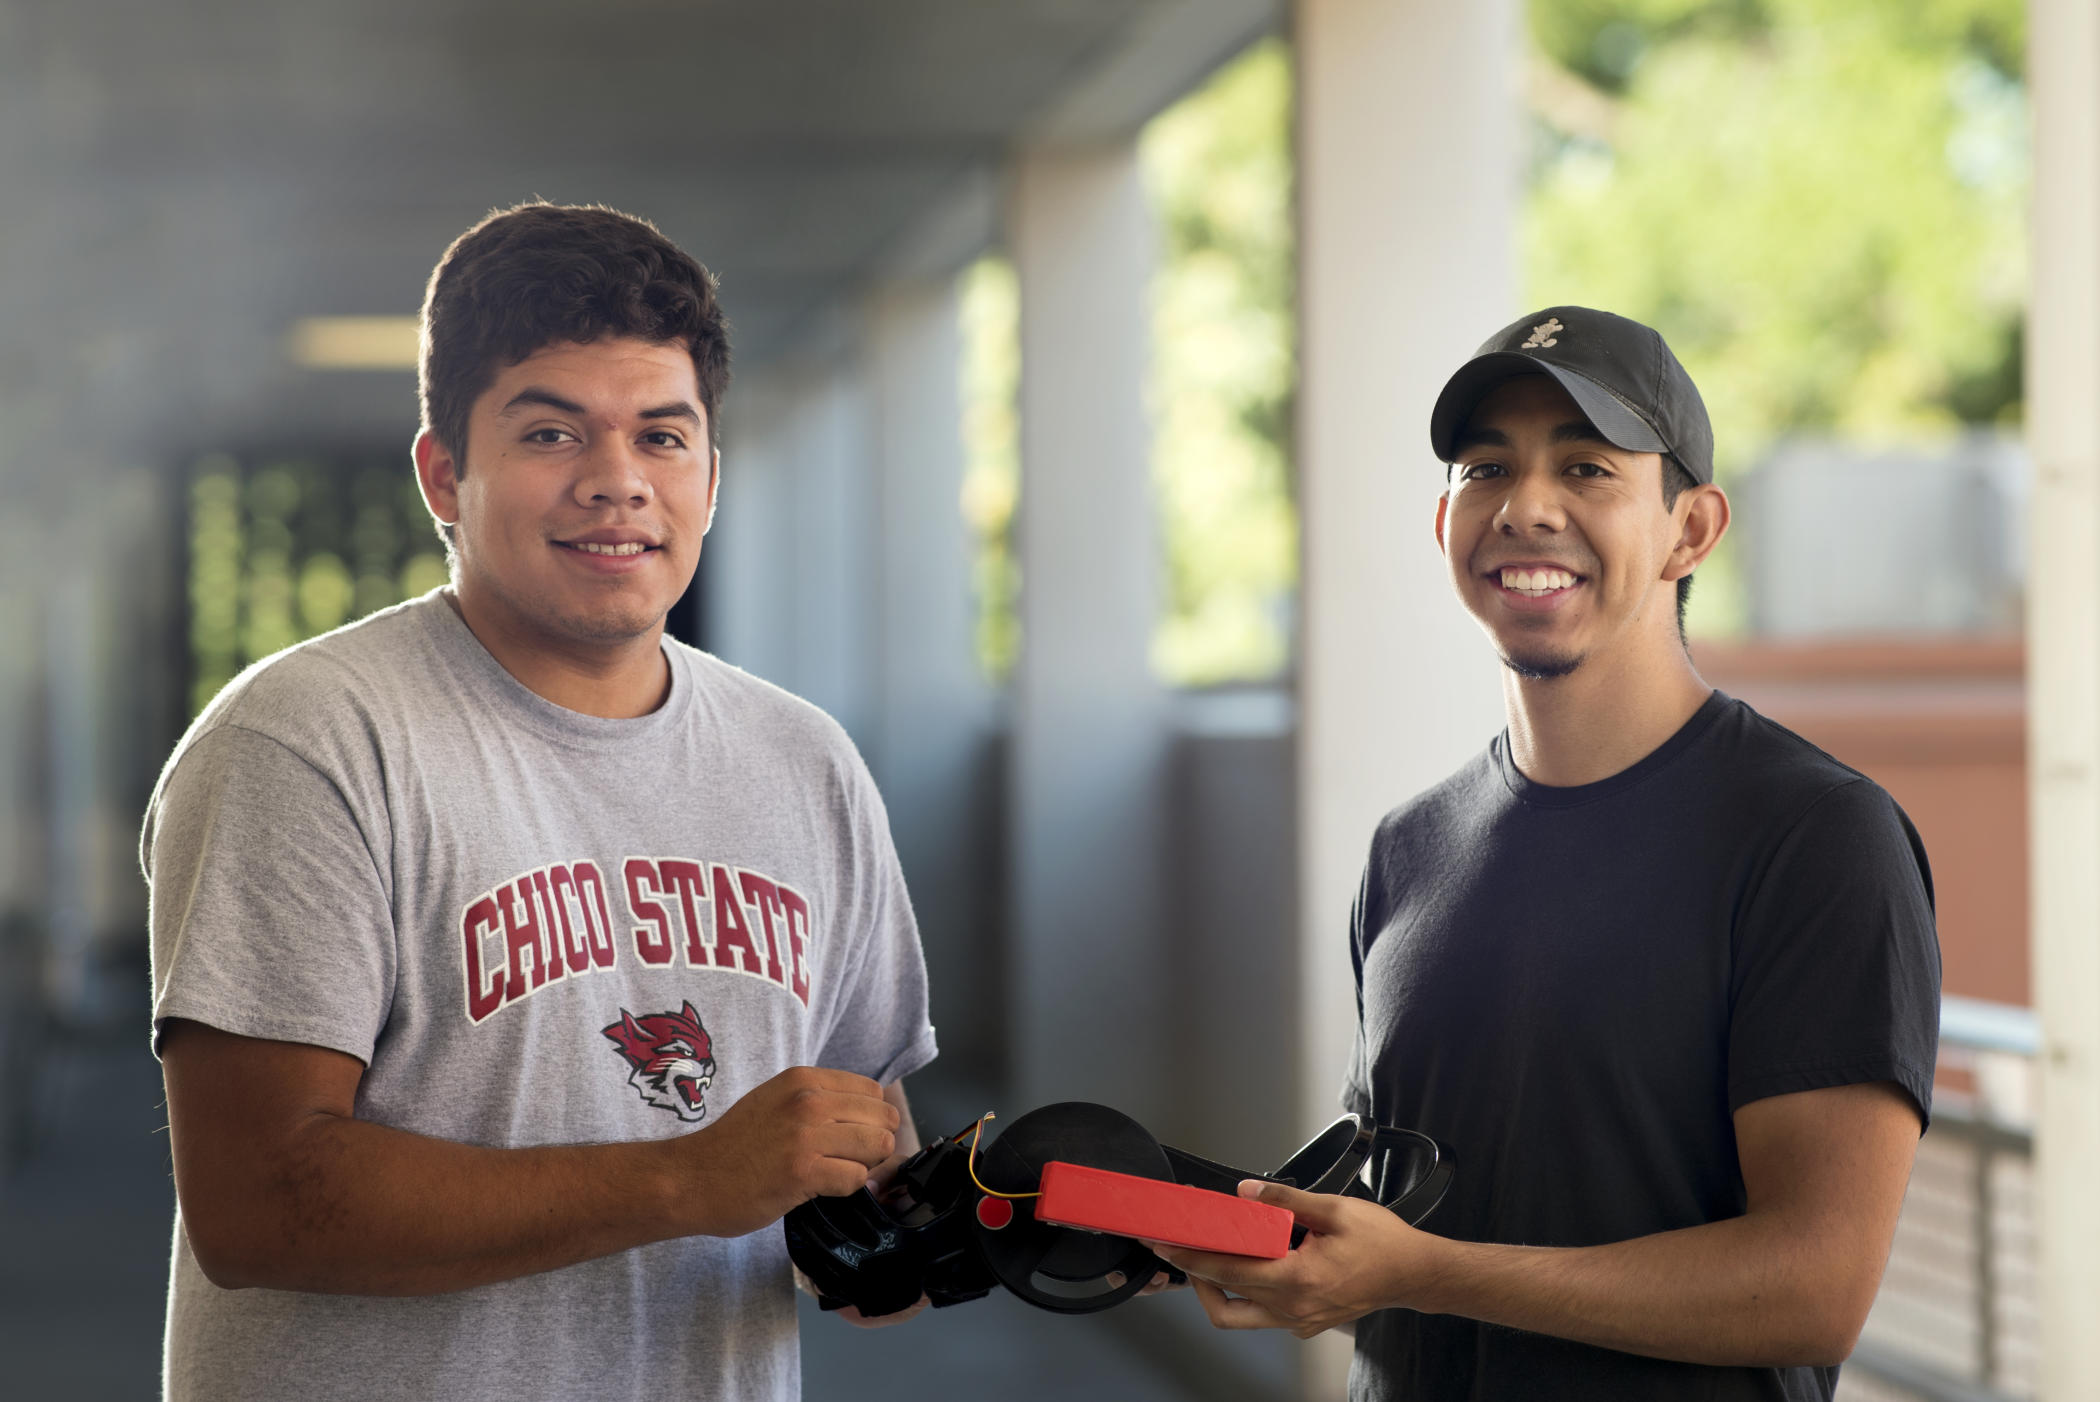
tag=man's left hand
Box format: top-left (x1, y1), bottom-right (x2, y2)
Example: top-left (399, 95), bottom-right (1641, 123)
top-left (1146, 1180), bottom-right (1446, 1339)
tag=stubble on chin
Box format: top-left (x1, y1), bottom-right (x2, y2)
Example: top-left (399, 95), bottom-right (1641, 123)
top-left (1478, 604), bottom-right (1585, 681)
top-left (544, 599), bottom-right (668, 646)
top-left (1497, 645), bottom-right (1583, 681)
top-left (472, 568), bottom-right (668, 650)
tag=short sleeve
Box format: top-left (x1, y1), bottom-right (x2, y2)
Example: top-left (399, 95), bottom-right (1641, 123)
top-left (144, 725), bottom-right (396, 1063)
top-left (1727, 779), bottom-right (1940, 1126)
top-left (811, 763), bottom-right (937, 1087)
top-left (1338, 848), bottom-right (1376, 1117)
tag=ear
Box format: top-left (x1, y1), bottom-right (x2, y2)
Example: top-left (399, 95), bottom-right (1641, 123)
top-left (681, 1001), bottom-right (703, 1026)
top-left (1433, 493), bottom-right (1450, 557)
top-left (1662, 483), bottom-right (1730, 583)
top-left (413, 430), bottom-right (461, 528)
top-left (704, 447), bottom-right (721, 535)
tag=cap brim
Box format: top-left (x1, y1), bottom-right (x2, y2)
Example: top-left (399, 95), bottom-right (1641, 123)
top-left (1429, 353), bottom-right (1669, 463)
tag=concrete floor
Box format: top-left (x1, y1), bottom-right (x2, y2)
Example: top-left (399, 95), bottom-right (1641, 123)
top-left (0, 1041), bottom-right (1223, 1401)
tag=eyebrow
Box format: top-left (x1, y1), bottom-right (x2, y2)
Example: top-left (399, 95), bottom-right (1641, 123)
top-left (494, 388), bottom-right (702, 427)
top-left (1453, 419), bottom-right (1612, 452)
top-left (1549, 419), bottom-right (1613, 445)
top-left (495, 388), bottom-right (586, 421)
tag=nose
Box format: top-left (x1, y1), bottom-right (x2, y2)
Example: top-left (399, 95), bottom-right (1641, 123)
top-left (1495, 466), bottom-right (1565, 535)
top-left (573, 437), bottom-right (654, 509)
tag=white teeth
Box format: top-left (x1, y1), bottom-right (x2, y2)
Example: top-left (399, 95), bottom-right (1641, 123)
top-left (572, 541), bottom-right (646, 556)
top-left (1500, 567), bottom-right (1576, 596)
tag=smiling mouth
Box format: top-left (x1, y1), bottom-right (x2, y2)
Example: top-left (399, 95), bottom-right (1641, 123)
top-left (558, 540), bottom-right (654, 557)
top-left (1496, 566), bottom-right (1581, 597)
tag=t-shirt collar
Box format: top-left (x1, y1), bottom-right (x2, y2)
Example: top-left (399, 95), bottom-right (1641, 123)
top-left (1495, 690), bottom-right (1733, 808)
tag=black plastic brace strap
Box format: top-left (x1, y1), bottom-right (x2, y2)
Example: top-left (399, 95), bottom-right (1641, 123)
top-left (1160, 1114), bottom-right (1454, 1230)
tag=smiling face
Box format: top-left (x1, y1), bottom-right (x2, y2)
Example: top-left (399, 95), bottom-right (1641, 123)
top-left (1437, 374), bottom-right (1718, 682)
top-left (415, 336), bottom-right (717, 657)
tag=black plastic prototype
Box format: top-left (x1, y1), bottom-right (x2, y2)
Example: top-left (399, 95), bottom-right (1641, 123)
top-left (783, 1101), bottom-right (1452, 1318)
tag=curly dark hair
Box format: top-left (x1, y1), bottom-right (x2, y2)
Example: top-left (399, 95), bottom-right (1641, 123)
top-left (418, 202), bottom-right (732, 474)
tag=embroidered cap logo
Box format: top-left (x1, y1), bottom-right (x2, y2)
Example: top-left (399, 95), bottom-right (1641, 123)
top-left (1521, 317), bottom-right (1564, 350)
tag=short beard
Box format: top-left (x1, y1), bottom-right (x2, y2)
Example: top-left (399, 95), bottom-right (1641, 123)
top-left (464, 558), bottom-right (669, 647)
top-left (549, 601), bottom-right (668, 644)
top-left (1498, 647), bottom-right (1582, 681)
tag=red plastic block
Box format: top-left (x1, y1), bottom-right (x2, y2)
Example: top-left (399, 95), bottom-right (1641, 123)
top-left (1032, 1161), bottom-right (1292, 1259)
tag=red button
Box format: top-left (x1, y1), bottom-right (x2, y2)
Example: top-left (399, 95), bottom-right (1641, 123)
top-left (976, 1196), bottom-right (1015, 1230)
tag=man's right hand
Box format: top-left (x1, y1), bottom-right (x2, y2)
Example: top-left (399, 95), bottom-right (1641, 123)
top-left (673, 1066), bottom-right (898, 1239)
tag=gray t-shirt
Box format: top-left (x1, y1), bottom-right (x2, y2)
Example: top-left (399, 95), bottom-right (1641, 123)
top-left (142, 591), bottom-right (937, 1402)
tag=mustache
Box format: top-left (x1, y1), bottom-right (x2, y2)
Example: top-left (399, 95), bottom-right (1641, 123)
top-left (1471, 553), bottom-right (1598, 575)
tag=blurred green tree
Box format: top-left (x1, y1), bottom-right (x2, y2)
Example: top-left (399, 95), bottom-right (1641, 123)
top-left (1142, 37), bottom-right (1297, 686)
top-left (958, 255), bottom-right (1022, 681)
top-left (1525, 0), bottom-right (2026, 634)
top-left (187, 456), bottom-right (447, 714)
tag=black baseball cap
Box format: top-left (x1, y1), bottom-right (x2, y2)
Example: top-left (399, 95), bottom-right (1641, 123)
top-left (1429, 306), bottom-right (1714, 484)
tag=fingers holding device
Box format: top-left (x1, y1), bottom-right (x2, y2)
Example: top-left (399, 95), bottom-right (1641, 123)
top-left (782, 1101), bottom-right (1451, 1319)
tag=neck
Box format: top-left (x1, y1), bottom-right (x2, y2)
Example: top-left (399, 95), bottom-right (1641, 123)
top-left (1502, 634), bottom-right (1712, 788)
top-left (444, 589), bottom-right (671, 720)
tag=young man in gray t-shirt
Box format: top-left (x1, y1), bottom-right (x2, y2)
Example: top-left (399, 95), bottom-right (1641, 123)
top-left (143, 203), bottom-right (938, 1402)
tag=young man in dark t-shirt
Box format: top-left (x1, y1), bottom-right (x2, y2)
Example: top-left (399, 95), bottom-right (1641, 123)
top-left (1151, 307), bottom-right (1940, 1400)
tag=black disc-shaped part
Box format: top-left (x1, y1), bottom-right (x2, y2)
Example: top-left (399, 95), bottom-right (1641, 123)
top-left (967, 1102), bottom-right (1169, 1314)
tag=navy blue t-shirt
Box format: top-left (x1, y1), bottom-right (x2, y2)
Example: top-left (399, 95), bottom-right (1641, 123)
top-left (1343, 692), bottom-right (1940, 1402)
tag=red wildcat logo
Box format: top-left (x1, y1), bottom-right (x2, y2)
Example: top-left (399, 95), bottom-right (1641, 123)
top-left (603, 1002), bottom-right (717, 1122)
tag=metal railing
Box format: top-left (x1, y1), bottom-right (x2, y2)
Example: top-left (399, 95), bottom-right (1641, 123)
top-left (1840, 996), bottom-right (2037, 1402)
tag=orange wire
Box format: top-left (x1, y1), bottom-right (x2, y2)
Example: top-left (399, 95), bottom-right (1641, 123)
top-left (959, 1112), bottom-right (1041, 1200)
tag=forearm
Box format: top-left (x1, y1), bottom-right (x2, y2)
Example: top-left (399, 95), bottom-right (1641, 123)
top-left (1418, 1212), bottom-right (1869, 1367)
top-left (181, 1111), bottom-right (696, 1295)
top-left (883, 1080), bottom-right (921, 1158)
top-left (1169, 1086), bottom-right (1914, 1360)
top-left (176, 1051), bottom-right (916, 1297)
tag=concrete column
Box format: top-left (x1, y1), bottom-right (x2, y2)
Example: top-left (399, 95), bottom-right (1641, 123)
top-left (1008, 145), bottom-right (1171, 1121)
top-left (706, 369), bottom-right (797, 687)
top-left (1295, 0), bottom-right (1516, 1388)
top-left (708, 362), bottom-right (875, 746)
top-left (41, 577), bottom-right (97, 1015)
top-left (2026, 2), bottom-right (2100, 1395)
top-left (0, 542), bottom-right (43, 922)
top-left (784, 366), bottom-right (875, 744)
top-left (860, 280), bottom-right (1002, 1087)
